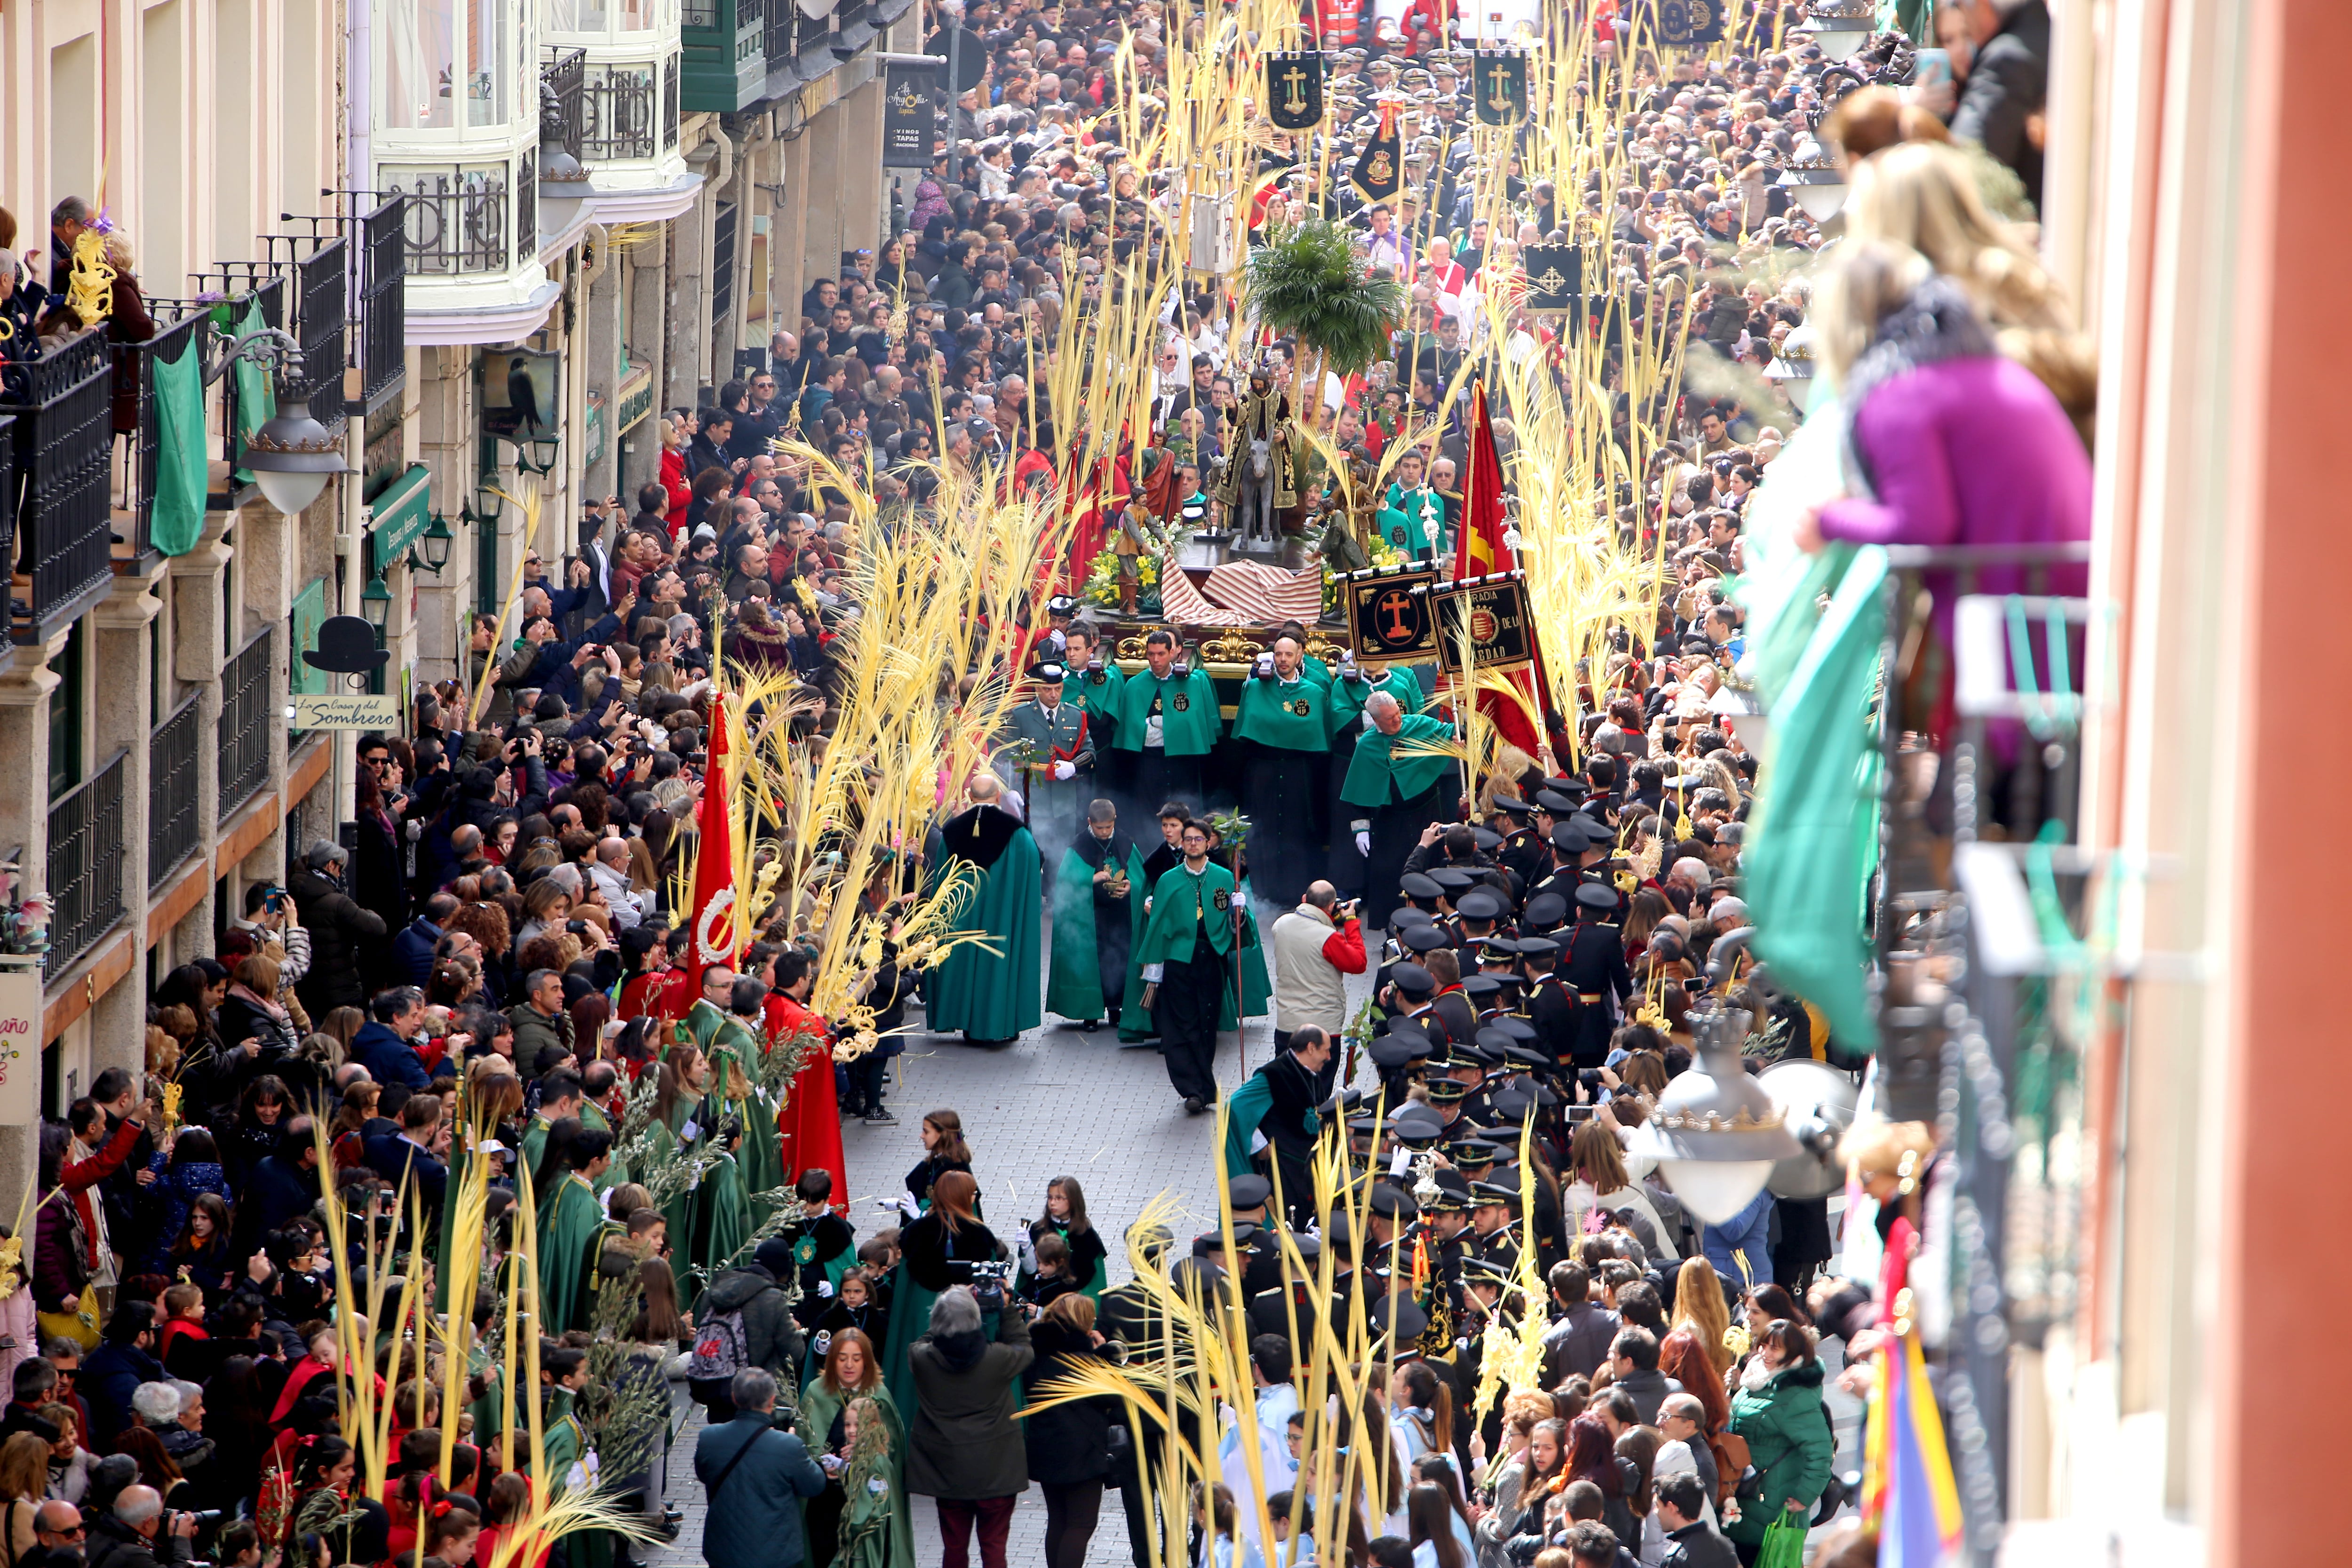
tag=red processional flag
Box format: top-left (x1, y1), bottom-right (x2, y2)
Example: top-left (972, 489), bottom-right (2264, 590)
top-left (686, 691), bottom-right (740, 999)
top-left (1452, 380), bottom-right (1548, 758)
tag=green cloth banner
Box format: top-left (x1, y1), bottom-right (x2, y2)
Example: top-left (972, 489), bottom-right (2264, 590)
top-left (148, 336), bottom-right (209, 557)
top-left (1746, 543), bottom-right (1888, 1051)
top-left (225, 299), bottom-right (276, 486)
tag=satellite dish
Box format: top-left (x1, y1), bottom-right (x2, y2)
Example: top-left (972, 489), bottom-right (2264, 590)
top-left (1758, 1058), bottom-right (1859, 1200)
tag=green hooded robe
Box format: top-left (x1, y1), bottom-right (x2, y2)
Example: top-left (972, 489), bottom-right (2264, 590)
top-left (926, 804), bottom-right (1044, 1041)
top-left (1045, 834), bottom-right (1149, 1023)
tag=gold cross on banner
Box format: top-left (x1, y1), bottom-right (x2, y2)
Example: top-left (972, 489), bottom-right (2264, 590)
top-left (1486, 63), bottom-right (1514, 113)
top-left (1283, 64), bottom-right (1311, 114)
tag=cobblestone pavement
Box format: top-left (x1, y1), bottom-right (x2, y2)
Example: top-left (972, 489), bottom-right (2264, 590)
top-left (642, 899), bottom-right (1858, 1568)
top-left (647, 897), bottom-right (1376, 1568)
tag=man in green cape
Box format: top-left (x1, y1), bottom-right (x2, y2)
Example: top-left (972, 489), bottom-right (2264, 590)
top-left (1232, 634), bottom-right (1334, 907)
top-left (532, 1126), bottom-right (614, 1334)
top-left (517, 1068), bottom-right (585, 1184)
top-left (1136, 818), bottom-right (1249, 1114)
top-left (1327, 659), bottom-right (1426, 894)
top-left (682, 970), bottom-right (787, 1216)
top-left (1116, 805), bottom-right (1191, 1043)
top-left (1046, 799), bottom-right (1148, 1032)
top-left (1220, 1032), bottom-right (1332, 1226)
top-left (1108, 629), bottom-right (1220, 827)
top-left (1341, 692), bottom-right (1458, 928)
top-left (925, 772), bottom-right (1042, 1045)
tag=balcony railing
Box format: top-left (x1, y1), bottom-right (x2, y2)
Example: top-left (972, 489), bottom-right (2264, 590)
top-left (118, 310), bottom-right (209, 561)
top-left (2, 330), bottom-right (115, 646)
top-left (45, 748), bottom-right (127, 979)
top-left (292, 236), bottom-right (351, 419)
top-left (383, 166), bottom-right (516, 276)
top-left (356, 197), bottom-right (409, 412)
top-left (585, 63), bottom-right (662, 160)
top-left (218, 626), bottom-right (273, 820)
top-left (0, 411), bottom-right (14, 632)
top-left (664, 55), bottom-right (682, 150)
top-left (149, 694), bottom-right (201, 891)
top-left (766, 0), bottom-right (808, 66)
top-left (542, 46), bottom-right (588, 158)
top-left (682, 0), bottom-right (721, 24)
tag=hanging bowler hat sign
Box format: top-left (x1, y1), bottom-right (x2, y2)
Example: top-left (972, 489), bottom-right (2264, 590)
top-left (303, 615), bottom-right (390, 675)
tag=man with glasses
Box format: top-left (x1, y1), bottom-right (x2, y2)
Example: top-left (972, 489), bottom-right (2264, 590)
top-left (32, 1500), bottom-right (83, 1550)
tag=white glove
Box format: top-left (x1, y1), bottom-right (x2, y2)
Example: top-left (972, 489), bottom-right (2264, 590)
top-left (1254, 653), bottom-right (1275, 680)
top-left (1355, 831), bottom-right (1372, 858)
top-left (1052, 760), bottom-right (1076, 780)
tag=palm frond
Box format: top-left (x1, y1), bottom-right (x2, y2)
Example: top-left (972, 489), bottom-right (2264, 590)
top-left (1243, 219), bottom-right (1406, 376)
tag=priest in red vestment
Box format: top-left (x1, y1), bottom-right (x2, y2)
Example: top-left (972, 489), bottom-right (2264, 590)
top-left (760, 945), bottom-right (848, 1208)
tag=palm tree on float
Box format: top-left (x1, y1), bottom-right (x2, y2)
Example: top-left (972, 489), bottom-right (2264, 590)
top-left (1241, 217), bottom-right (1406, 431)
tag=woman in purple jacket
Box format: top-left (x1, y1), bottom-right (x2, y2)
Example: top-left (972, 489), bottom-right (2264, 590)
top-left (1794, 239), bottom-right (2093, 604)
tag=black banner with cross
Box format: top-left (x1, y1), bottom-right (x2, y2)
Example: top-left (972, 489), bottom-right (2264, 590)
top-left (1519, 245), bottom-right (1584, 313)
top-left (1346, 564), bottom-right (1440, 661)
top-left (1265, 51), bottom-right (1328, 130)
top-left (1473, 50), bottom-right (1528, 126)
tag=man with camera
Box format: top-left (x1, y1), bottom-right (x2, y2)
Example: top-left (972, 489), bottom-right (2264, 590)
top-left (85, 1485), bottom-right (202, 1568)
top-left (1270, 882), bottom-right (1366, 1098)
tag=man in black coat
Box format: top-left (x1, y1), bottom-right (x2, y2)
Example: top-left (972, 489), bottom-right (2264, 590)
top-left (1656, 1474), bottom-right (1738, 1568)
top-left (1537, 1261), bottom-right (1620, 1385)
top-left (85, 1485), bottom-right (195, 1568)
top-left (287, 843), bottom-right (387, 1015)
top-left (1558, 886), bottom-right (1632, 1068)
top-left (232, 1123), bottom-right (322, 1260)
top-left (1952, 0), bottom-right (2051, 207)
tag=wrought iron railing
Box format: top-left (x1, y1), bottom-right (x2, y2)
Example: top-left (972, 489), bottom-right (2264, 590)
top-left (357, 197), bottom-right (408, 410)
top-left (45, 748), bottom-right (126, 979)
top-left (218, 627), bottom-right (273, 820)
top-left (516, 152), bottom-right (539, 258)
top-left (766, 0), bottom-right (807, 65)
top-left (292, 236), bottom-right (351, 415)
top-left (664, 55), bottom-right (682, 150)
top-left (149, 694), bottom-right (201, 890)
top-left (542, 46), bottom-right (588, 158)
top-left (381, 166), bottom-right (515, 275)
top-left (585, 63), bottom-right (662, 160)
top-left (1, 329), bottom-right (113, 645)
top-left (682, 0), bottom-right (723, 26)
top-left (119, 310), bottom-right (209, 561)
top-left (835, 0), bottom-right (868, 38)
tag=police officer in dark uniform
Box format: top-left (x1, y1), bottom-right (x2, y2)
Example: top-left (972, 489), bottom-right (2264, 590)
top-left (1225, 1174), bottom-right (1290, 1298)
top-left (1494, 798), bottom-right (1547, 890)
top-left (1464, 1179), bottom-right (1522, 1278)
top-left (1451, 886), bottom-right (1513, 951)
top-left (1516, 934), bottom-right (1577, 1067)
top-left (1559, 884), bottom-right (1632, 1069)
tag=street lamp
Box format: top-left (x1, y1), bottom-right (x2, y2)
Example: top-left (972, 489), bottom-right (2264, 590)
top-left (1627, 1004), bottom-right (1802, 1224)
top-left (208, 326), bottom-right (351, 516)
top-left (1777, 138), bottom-right (1848, 224)
top-left (360, 572), bottom-right (392, 635)
top-left (415, 511), bottom-right (456, 575)
top-left (538, 146), bottom-right (599, 241)
top-left (1793, 0), bottom-right (1875, 63)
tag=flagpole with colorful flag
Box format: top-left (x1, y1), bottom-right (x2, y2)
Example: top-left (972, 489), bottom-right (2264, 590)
top-left (1452, 379), bottom-right (1547, 760)
top-left (1860, 1214), bottom-right (1966, 1566)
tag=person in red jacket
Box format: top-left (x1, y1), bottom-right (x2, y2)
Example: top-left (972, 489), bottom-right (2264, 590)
top-left (32, 1095), bottom-right (147, 1323)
